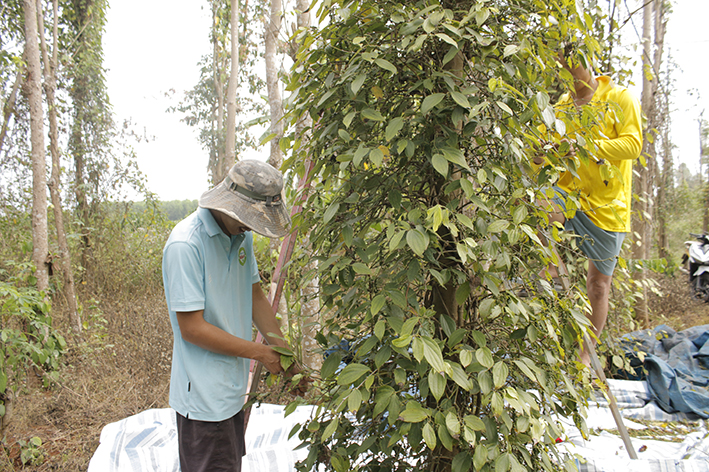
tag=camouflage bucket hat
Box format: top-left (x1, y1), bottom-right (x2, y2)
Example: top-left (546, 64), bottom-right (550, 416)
top-left (199, 160), bottom-right (291, 238)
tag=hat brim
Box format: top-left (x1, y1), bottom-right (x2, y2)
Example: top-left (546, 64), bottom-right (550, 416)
top-left (199, 181), bottom-right (291, 238)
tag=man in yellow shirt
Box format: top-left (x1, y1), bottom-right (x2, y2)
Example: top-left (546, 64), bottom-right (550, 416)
top-left (534, 52), bottom-right (643, 366)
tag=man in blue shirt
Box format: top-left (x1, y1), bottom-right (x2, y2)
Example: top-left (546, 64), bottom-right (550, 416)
top-left (162, 160), bottom-right (299, 471)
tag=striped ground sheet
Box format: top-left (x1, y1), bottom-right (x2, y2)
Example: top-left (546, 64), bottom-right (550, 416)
top-left (89, 380), bottom-right (709, 471)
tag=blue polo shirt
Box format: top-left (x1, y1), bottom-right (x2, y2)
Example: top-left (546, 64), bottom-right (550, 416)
top-left (162, 207), bottom-right (260, 421)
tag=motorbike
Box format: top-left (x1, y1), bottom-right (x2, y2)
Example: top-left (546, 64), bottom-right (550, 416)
top-left (682, 233), bottom-right (709, 303)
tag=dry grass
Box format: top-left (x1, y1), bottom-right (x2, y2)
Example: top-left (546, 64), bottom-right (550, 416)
top-left (1, 272), bottom-right (708, 471)
top-left (646, 271), bottom-right (709, 330)
top-left (0, 290), bottom-right (174, 471)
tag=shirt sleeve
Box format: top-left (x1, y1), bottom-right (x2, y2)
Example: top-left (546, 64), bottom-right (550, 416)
top-left (595, 88), bottom-right (643, 162)
top-left (163, 241), bottom-right (206, 312)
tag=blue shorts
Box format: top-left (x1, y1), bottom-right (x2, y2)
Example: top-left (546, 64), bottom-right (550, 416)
top-left (550, 187), bottom-right (626, 276)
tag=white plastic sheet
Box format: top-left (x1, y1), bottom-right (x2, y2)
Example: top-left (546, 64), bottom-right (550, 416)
top-left (88, 404), bottom-right (315, 472)
top-left (89, 380), bottom-right (709, 471)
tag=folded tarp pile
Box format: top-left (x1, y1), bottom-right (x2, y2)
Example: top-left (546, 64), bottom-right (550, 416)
top-left (619, 324), bottom-right (709, 418)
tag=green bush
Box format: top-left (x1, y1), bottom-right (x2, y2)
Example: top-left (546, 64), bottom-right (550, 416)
top-left (0, 264), bottom-right (66, 418)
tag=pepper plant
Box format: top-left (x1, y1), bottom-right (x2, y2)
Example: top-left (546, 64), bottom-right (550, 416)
top-left (283, 0), bottom-right (606, 470)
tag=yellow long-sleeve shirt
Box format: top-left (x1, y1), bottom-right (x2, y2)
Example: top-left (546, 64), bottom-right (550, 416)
top-left (539, 76), bottom-right (643, 232)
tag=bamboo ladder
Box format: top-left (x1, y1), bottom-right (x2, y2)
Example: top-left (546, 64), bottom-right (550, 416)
top-left (244, 159), bottom-right (315, 429)
top-left (550, 244), bottom-right (638, 460)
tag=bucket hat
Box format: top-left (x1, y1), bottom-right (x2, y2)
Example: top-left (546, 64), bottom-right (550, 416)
top-left (199, 160), bottom-right (291, 238)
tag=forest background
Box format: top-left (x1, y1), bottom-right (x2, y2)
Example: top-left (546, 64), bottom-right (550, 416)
top-left (1, 0), bottom-right (709, 470)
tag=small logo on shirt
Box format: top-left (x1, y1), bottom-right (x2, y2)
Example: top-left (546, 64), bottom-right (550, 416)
top-left (239, 247), bottom-right (247, 266)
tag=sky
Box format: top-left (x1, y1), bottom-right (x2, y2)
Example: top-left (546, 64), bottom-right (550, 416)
top-left (660, 0), bottom-right (709, 175)
top-left (103, 0), bottom-right (709, 202)
top-left (104, 0), bottom-right (212, 201)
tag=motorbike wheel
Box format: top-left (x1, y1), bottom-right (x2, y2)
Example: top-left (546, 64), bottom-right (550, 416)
top-left (692, 277), bottom-right (702, 300)
top-left (700, 274), bottom-right (709, 304)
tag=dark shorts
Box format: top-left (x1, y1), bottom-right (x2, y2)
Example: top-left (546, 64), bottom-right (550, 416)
top-left (176, 410), bottom-right (246, 472)
top-left (550, 187), bottom-right (626, 276)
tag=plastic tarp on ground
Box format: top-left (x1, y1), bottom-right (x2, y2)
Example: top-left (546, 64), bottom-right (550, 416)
top-left (559, 379), bottom-right (709, 471)
top-left (89, 379), bottom-right (709, 471)
top-left (620, 324), bottom-right (709, 418)
top-left (87, 404), bottom-right (314, 472)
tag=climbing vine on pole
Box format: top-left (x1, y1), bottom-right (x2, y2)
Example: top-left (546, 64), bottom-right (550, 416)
top-left (283, 0), bottom-right (606, 471)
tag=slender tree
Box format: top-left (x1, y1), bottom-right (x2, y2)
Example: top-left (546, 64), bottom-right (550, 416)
top-left (655, 33), bottom-right (674, 262)
top-left (225, 0), bottom-right (240, 166)
top-left (702, 118), bottom-right (709, 233)
top-left (292, 0), bottom-right (321, 372)
top-left (24, 0), bottom-right (49, 292)
top-left (211, 0), bottom-right (228, 183)
top-left (175, 0), bottom-right (268, 184)
top-left (264, 0), bottom-right (283, 168)
top-left (633, 0), bottom-right (667, 328)
top-left (38, 0), bottom-right (82, 335)
top-left (64, 0), bottom-right (112, 269)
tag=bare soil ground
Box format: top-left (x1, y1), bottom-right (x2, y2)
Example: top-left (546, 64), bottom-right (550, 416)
top-left (1, 273), bottom-right (708, 471)
top-left (646, 271), bottom-right (709, 330)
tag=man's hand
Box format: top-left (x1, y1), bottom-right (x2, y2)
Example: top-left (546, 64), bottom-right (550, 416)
top-left (267, 346), bottom-right (313, 397)
top-left (558, 138), bottom-right (576, 157)
top-left (284, 363), bottom-right (312, 397)
top-left (256, 344), bottom-right (285, 375)
top-left (534, 138), bottom-right (577, 165)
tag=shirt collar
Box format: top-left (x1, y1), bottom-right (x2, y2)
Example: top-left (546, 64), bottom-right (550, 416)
top-left (594, 75), bottom-right (614, 98)
top-left (197, 207), bottom-right (225, 238)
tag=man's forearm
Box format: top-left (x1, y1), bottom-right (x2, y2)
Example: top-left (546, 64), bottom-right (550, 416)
top-left (251, 283), bottom-right (288, 348)
top-left (177, 310), bottom-right (275, 363)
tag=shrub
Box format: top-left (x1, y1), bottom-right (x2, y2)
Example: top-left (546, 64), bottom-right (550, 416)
top-left (0, 264), bottom-right (66, 425)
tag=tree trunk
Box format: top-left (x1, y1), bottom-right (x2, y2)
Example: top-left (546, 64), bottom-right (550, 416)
top-left (633, 0), bottom-right (657, 329)
top-left (656, 91), bottom-right (672, 261)
top-left (211, 0), bottom-right (227, 184)
top-left (38, 0), bottom-right (82, 335)
top-left (225, 0), bottom-right (239, 165)
top-left (429, 50), bottom-right (466, 328)
top-left (67, 0), bottom-right (98, 272)
top-left (265, 0), bottom-right (283, 169)
top-left (704, 176), bottom-right (709, 234)
top-left (293, 0), bottom-right (321, 371)
top-left (0, 61), bottom-right (24, 157)
top-left (264, 0), bottom-right (287, 330)
top-left (24, 0), bottom-right (49, 292)
top-left (301, 235), bottom-right (321, 371)
top-left (652, 2), bottom-right (670, 262)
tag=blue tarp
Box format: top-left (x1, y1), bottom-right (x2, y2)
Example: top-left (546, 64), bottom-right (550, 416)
top-left (619, 324), bottom-right (709, 418)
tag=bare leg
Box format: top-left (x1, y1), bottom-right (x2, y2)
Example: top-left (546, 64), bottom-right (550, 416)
top-left (579, 260), bottom-right (613, 366)
top-left (538, 198), bottom-right (614, 367)
top-left (539, 201), bottom-right (566, 279)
